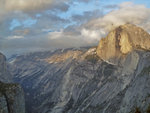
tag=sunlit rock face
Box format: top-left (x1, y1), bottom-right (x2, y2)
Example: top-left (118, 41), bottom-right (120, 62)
top-left (45, 50), bottom-right (83, 64)
top-left (97, 24), bottom-right (150, 64)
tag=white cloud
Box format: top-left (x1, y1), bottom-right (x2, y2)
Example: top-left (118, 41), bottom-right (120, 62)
top-left (84, 2), bottom-right (150, 35)
top-left (81, 29), bottom-right (101, 43)
top-left (48, 30), bottom-right (64, 39)
top-left (7, 35), bottom-right (24, 40)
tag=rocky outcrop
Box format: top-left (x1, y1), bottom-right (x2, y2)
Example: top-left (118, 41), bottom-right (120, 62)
top-left (0, 53), bottom-right (12, 83)
top-left (45, 50), bottom-right (83, 64)
top-left (96, 24), bottom-right (150, 64)
top-left (0, 52), bottom-right (25, 113)
top-left (0, 82), bottom-right (25, 113)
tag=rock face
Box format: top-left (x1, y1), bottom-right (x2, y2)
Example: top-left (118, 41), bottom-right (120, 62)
top-left (97, 24), bottom-right (150, 64)
top-left (0, 53), bottom-right (25, 113)
top-left (8, 24), bottom-right (150, 113)
top-left (0, 82), bottom-right (25, 113)
top-left (0, 53), bottom-right (12, 82)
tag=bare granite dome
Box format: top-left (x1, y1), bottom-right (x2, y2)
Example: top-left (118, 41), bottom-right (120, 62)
top-left (96, 24), bottom-right (150, 64)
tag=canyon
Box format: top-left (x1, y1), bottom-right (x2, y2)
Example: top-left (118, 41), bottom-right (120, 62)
top-left (1, 24), bottom-right (150, 113)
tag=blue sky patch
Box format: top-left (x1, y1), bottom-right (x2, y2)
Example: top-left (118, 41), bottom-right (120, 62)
top-left (23, 18), bottom-right (37, 28)
top-left (9, 19), bottom-right (21, 30)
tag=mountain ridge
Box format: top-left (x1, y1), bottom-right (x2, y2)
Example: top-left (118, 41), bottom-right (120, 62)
top-left (8, 24), bottom-right (150, 113)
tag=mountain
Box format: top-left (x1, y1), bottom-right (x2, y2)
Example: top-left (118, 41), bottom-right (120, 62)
top-left (9, 24), bottom-right (150, 113)
top-left (0, 53), bottom-right (25, 113)
top-left (97, 24), bottom-right (150, 64)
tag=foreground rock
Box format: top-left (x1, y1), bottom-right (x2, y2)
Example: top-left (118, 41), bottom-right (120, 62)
top-left (0, 53), bottom-right (25, 113)
top-left (0, 82), bottom-right (25, 113)
top-left (9, 24), bottom-right (150, 113)
top-left (0, 53), bottom-right (12, 82)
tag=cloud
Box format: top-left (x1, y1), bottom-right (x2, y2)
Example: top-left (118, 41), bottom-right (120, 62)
top-left (2, 0), bottom-right (69, 12)
top-left (1, 2), bottom-right (150, 56)
top-left (9, 13), bottom-right (70, 38)
top-left (14, 29), bottom-right (30, 35)
top-left (81, 29), bottom-right (102, 43)
top-left (72, 10), bottom-right (103, 24)
top-left (34, 13), bottom-right (70, 31)
top-left (1, 27), bottom-right (99, 56)
top-left (7, 35), bottom-right (24, 40)
top-left (47, 29), bottom-right (98, 46)
top-left (0, 0), bottom-right (70, 26)
top-left (76, 0), bottom-right (91, 3)
top-left (1, 32), bottom-right (87, 56)
top-left (84, 2), bottom-right (150, 32)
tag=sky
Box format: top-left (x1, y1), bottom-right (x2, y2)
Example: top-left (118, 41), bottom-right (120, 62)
top-left (1, 0), bottom-right (150, 56)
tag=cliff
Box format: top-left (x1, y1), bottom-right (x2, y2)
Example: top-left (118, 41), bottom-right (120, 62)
top-left (0, 53), bottom-right (25, 113)
top-left (0, 53), bottom-right (12, 83)
top-left (97, 24), bottom-right (150, 64)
